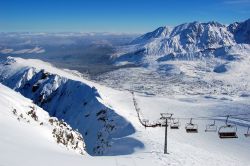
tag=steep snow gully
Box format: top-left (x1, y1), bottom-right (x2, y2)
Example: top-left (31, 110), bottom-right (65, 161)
top-left (0, 57), bottom-right (143, 156)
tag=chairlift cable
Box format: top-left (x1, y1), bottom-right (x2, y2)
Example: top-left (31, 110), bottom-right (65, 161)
top-left (172, 112), bottom-right (250, 121)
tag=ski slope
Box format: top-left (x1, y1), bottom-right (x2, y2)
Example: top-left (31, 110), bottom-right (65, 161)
top-left (101, 90), bottom-right (250, 166)
top-left (0, 57), bottom-right (250, 166)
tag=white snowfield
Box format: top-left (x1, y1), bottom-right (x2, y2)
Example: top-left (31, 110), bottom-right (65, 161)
top-left (0, 57), bottom-right (250, 166)
top-left (0, 84), bottom-right (89, 166)
top-left (108, 19), bottom-right (250, 97)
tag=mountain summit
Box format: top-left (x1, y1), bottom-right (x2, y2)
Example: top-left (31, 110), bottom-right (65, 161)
top-left (129, 19), bottom-right (250, 57)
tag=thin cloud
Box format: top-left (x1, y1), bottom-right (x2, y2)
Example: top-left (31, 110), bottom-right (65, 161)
top-left (224, 0), bottom-right (250, 5)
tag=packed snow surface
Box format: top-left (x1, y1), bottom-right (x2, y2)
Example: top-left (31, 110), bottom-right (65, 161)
top-left (0, 57), bottom-right (250, 166)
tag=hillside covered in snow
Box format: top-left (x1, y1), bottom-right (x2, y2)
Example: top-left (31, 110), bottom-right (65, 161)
top-left (93, 19), bottom-right (250, 97)
top-left (1, 57), bottom-right (250, 166)
top-left (0, 57), bottom-right (142, 156)
top-left (126, 19), bottom-right (250, 58)
top-left (0, 83), bottom-right (88, 164)
top-left (1, 18), bottom-right (250, 166)
top-left (113, 19), bottom-right (250, 66)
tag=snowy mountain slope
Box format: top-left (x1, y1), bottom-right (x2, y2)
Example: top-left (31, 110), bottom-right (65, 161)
top-left (95, 43), bottom-right (250, 97)
top-left (0, 56), bottom-right (142, 156)
top-left (130, 21), bottom-right (235, 56)
top-left (96, 19), bottom-right (250, 97)
top-left (94, 86), bottom-right (250, 166)
top-left (0, 83), bottom-right (87, 164)
top-left (228, 19), bottom-right (250, 44)
top-left (113, 19), bottom-right (249, 65)
top-left (131, 26), bottom-right (172, 45)
top-left (0, 83), bottom-right (151, 166)
top-left (0, 57), bottom-right (250, 166)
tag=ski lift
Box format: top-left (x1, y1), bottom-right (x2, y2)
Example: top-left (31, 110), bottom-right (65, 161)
top-left (245, 127), bottom-right (250, 137)
top-left (170, 118), bottom-right (180, 129)
top-left (185, 118), bottom-right (198, 133)
top-left (218, 115), bottom-right (238, 139)
top-left (205, 120), bottom-right (217, 132)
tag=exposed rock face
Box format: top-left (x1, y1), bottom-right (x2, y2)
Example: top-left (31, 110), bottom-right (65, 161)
top-left (0, 57), bottom-right (138, 156)
top-left (12, 105), bottom-right (86, 155)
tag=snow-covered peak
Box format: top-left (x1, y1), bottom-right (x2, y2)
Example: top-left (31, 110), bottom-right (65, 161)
top-left (114, 19), bottom-right (250, 66)
top-left (131, 26), bottom-right (172, 44)
top-left (169, 21), bottom-right (225, 36)
top-left (228, 19), bottom-right (250, 44)
top-left (139, 21), bottom-right (235, 56)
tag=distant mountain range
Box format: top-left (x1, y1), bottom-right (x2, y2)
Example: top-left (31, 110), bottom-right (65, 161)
top-left (95, 19), bottom-right (250, 97)
top-left (133, 19), bottom-right (250, 54)
top-left (114, 19), bottom-right (250, 65)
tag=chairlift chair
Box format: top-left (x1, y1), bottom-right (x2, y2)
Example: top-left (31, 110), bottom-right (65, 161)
top-left (170, 118), bottom-right (180, 129)
top-left (245, 127), bottom-right (250, 137)
top-left (218, 116), bottom-right (238, 139)
top-left (205, 120), bottom-right (217, 132)
top-left (185, 118), bottom-right (198, 133)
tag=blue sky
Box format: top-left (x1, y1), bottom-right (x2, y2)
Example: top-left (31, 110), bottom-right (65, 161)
top-left (0, 0), bottom-right (250, 33)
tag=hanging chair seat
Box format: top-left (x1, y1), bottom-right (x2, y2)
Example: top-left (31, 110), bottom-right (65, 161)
top-left (170, 119), bottom-right (180, 129)
top-left (185, 124), bottom-right (198, 133)
top-left (170, 125), bottom-right (179, 129)
top-left (205, 124), bottom-right (217, 132)
top-left (218, 124), bottom-right (238, 139)
top-left (219, 132), bottom-right (238, 138)
top-left (186, 128), bottom-right (198, 133)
